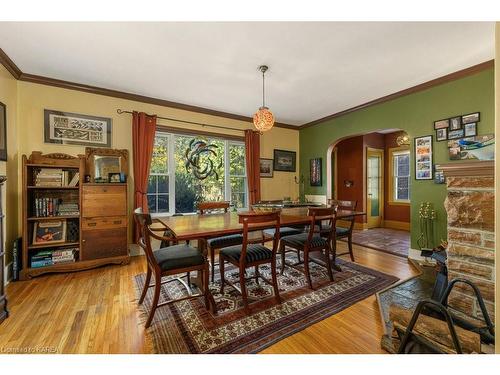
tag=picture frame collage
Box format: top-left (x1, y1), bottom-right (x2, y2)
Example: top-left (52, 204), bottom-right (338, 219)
top-left (433, 112), bottom-right (479, 142)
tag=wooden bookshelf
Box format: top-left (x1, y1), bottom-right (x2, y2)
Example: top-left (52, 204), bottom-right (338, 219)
top-left (20, 151), bottom-right (129, 280)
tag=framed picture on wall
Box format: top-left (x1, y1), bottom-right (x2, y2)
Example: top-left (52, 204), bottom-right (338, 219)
top-left (0, 101), bottom-right (6, 161)
top-left (310, 158), bottom-right (322, 186)
top-left (414, 135), bottom-right (433, 180)
top-left (449, 116), bottom-right (462, 130)
top-left (259, 158), bottom-right (274, 178)
top-left (462, 112), bottom-right (480, 124)
top-left (436, 128), bottom-right (447, 141)
top-left (273, 149), bottom-right (296, 172)
top-left (44, 109), bottom-right (112, 147)
top-left (464, 122), bottom-right (477, 137)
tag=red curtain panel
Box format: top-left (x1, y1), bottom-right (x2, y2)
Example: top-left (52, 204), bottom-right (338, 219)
top-left (244, 129), bottom-right (261, 205)
top-left (132, 111), bottom-right (157, 242)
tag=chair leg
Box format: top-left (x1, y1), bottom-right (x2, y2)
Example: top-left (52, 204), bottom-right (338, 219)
top-left (303, 249), bottom-right (313, 290)
top-left (203, 265), bottom-right (210, 310)
top-left (348, 235), bottom-right (355, 261)
top-left (324, 246), bottom-right (334, 282)
top-left (219, 256), bottom-right (225, 294)
top-left (255, 265), bottom-right (260, 285)
top-left (239, 269), bottom-right (250, 314)
top-left (186, 272), bottom-right (191, 287)
top-left (145, 271), bottom-right (161, 328)
top-left (210, 247), bottom-right (216, 283)
top-left (271, 258), bottom-right (281, 304)
top-left (139, 266), bottom-right (152, 305)
top-left (280, 242), bottom-right (286, 275)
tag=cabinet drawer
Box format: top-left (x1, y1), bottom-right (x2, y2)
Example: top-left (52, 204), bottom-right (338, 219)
top-left (81, 227), bottom-right (128, 260)
top-left (83, 216), bottom-right (127, 230)
top-left (82, 185), bottom-right (127, 217)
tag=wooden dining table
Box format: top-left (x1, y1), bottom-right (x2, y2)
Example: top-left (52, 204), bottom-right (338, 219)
top-left (156, 207), bottom-right (366, 272)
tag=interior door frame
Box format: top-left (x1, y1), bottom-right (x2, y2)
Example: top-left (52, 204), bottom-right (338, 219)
top-left (366, 147), bottom-right (384, 228)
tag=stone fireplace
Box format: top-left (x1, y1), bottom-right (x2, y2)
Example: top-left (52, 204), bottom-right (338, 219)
top-left (438, 161), bottom-right (495, 324)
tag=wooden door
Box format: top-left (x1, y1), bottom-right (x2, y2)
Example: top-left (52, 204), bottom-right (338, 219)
top-left (366, 148), bottom-right (384, 228)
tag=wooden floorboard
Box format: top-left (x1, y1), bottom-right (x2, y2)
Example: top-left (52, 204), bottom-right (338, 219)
top-left (0, 242), bottom-right (418, 354)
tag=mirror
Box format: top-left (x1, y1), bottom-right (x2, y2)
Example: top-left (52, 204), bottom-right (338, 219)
top-left (85, 148), bottom-right (128, 183)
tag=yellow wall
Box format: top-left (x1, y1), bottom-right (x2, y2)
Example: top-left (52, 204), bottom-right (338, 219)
top-left (2, 77), bottom-right (299, 261)
top-left (0, 65), bottom-right (19, 265)
top-left (495, 22), bottom-right (499, 353)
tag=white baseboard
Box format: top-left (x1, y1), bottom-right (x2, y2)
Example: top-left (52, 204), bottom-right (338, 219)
top-left (4, 262), bottom-right (12, 286)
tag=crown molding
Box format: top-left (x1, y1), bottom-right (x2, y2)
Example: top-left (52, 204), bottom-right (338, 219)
top-left (299, 59), bottom-right (495, 130)
top-left (0, 48), bottom-right (298, 131)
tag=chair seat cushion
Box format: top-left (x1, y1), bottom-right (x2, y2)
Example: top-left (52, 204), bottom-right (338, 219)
top-left (207, 234), bottom-right (243, 249)
top-left (153, 244), bottom-right (205, 272)
top-left (220, 244), bottom-right (273, 263)
top-left (320, 226), bottom-right (350, 236)
top-left (263, 226), bottom-right (303, 238)
top-left (281, 232), bottom-right (328, 249)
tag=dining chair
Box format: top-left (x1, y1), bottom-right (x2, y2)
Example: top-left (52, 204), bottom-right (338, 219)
top-left (199, 201), bottom-right (244, 282)
top-left (321, 199), bottom-right (357, 261)
top-left (219, 211), bottom-right (282, 314)
top-left (134, 208), bottom-right (214, 328)
top-left (279, 206), bottom-right (338, 289)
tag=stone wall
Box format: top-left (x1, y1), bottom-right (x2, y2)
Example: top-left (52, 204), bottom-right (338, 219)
top-left (441, 165), bottom-right (495, 324)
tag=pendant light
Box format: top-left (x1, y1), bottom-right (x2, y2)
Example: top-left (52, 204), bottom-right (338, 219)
top-left (253, 65), bottom-right (275, 132)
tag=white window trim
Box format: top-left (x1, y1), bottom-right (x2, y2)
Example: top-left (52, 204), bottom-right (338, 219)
top-left (391, 149), bottom-right (411, 204)
top-left (150, 132), bottom-right (248, 217)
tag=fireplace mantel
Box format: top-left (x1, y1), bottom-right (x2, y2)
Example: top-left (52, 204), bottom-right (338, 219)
top-left (436, 161), bottom-right (494, 177)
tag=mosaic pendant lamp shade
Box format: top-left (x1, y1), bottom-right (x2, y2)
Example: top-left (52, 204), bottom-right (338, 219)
top-left (253, 65), bottom-right (275, 132)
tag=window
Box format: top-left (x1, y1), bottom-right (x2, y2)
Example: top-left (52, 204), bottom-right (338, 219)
top-left (391, 149), bottom-right (410, 202)
top-left (148, 132), bottom-right (247, 215)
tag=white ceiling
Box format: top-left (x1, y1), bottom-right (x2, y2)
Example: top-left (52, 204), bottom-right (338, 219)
top-left (0, 22), bottom-right (495, 126)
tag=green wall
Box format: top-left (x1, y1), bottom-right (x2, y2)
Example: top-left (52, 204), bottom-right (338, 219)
top-left (299, 68), bottom-right (495, 250)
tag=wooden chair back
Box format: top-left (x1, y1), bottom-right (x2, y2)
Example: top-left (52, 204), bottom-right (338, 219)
top-left (198, 201), bottom-right (230, 215)
top-left (328, 199), bottom-right (357, 231)
top-left (306, 205), bottom-right (338, 244)
top-left (238, 211), bottom-right (281, 266)
top-left (134, 207), bottom-right (177, 271)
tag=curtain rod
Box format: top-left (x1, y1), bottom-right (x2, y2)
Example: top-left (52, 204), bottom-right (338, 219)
top-left (116, 109), bottom-right (251, 134)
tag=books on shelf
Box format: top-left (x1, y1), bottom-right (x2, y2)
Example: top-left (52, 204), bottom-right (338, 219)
top-left (30, 248), bottom-right (78, 268)
top-left (33, 198), bottom-right (79, 217)
top-left (34, 169), bottom-right (79, 187)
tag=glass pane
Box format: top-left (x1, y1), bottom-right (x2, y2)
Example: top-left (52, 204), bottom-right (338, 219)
top-left (147, 194), bottom-right (157, 213)
top-left (174, 135), bottom-right (225, 212)
top-left (230, 176), bottom-right (245, 193)
top-left (231, 192), bottom-right (246, 209)
top-left (151, 135), bottom-right (169, 174)
top-left (397, 154), bottom-right (410, 176)
top-left (396, 177), bottom-right (409, 200)
top-left (157, 175), bottom-right (169, 193)
top-left (147, 175), bottom-right (156, 194)
top-left (368, 156), bottom-right (380, 216)
top-left (229, 144), bottom-right (246, 176)
top-left (157, 194), bottom-right (169, 213)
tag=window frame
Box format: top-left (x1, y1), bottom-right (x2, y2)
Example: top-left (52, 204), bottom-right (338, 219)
top-left (149, 131), bottom-right (248, 217)
top-left (388, 146), bottom-right (411, 205)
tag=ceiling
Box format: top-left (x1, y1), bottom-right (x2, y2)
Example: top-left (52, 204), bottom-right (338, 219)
top-left (0, 22), bottom-right (495, 126)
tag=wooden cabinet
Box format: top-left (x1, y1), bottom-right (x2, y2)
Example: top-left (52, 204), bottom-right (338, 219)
top-left (0, 176), bottom-right (8, 324)
top-left (20, 152), bottom-right (129, 280)
top-left (81, 184), bottom-right (129, 261)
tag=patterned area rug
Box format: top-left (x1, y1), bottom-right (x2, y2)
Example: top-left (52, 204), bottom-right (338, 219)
top-left (345, 228), bottom-right (410, 257)
top-left (134, 253), bottom-right (398, 353)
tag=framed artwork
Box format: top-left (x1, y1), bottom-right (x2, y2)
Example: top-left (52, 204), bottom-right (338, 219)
top-left (44, 109), bottom-right (112, 147)
top-left (0, 101), bottom-right (6, 161)
top-left (436, 128), bottom-right (447, 141)
top-left (462, 112), bottom-right (480, 124)
top-left (309, 158), bottom-right (322, 186)
top-left (33, 219), bottom-right (67, 245)
top-left (448, 129), bottom-right (465, 140)
top-left (449, 116), bottom-right (462, 130)
top-left (464, 122), bottom-right (477, 137)
top-left (433, 118), bottom-right (450, 130)
top-left (273, 149), bottom-right (296, 172)
top-left (259, 158), bottom-right (274, 178)
top-left (448, 134), bottom-right (494, 161)
top-left (414, 135), bottom-right (433, 180)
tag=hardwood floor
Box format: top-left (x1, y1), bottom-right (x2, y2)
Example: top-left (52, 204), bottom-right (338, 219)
top-left (0, 242), bottom-right (418, 354)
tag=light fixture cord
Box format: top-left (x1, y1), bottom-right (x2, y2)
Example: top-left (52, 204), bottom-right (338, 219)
top-left (262, 69), bottom-right (265, 108)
